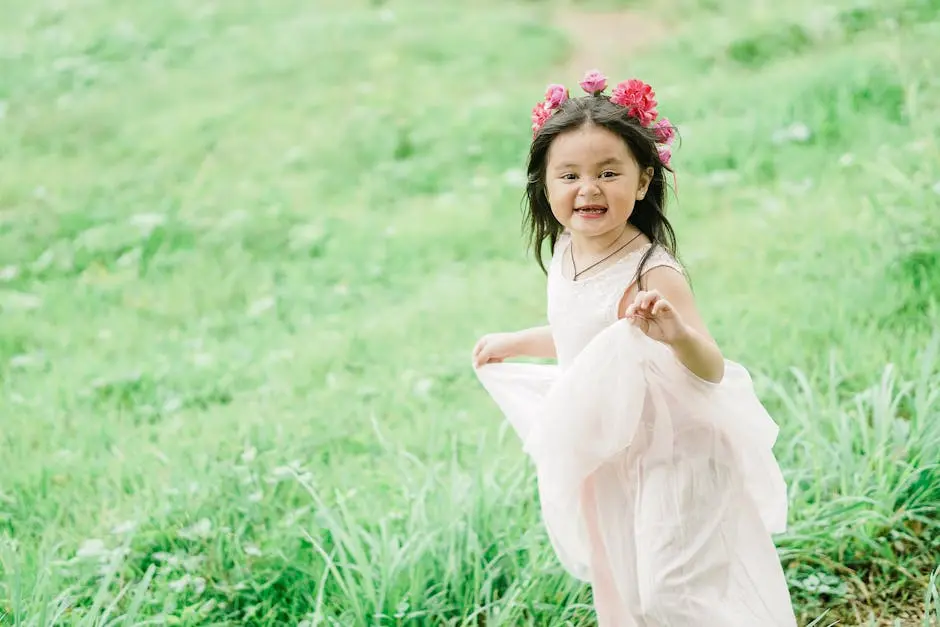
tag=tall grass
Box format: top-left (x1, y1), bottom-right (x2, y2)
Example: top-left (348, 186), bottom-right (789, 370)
top-left (2, 344), bottom-right (938, 624)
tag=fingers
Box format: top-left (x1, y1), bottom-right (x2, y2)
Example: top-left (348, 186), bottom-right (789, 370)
top-left (473, 353), bottom-right (503, 369)
top-left (650, 298), bottom-right (672, 317)
top-left (473, 345), bottom-right (487, 369)
top-left (472, 336), bottom-right (501, 369)
top-left (472, 337), bottom-right (484, 367)
top-left (636, 289), bottom-right (661, 309)
top-left (626, 290), bottom-right (662, 318)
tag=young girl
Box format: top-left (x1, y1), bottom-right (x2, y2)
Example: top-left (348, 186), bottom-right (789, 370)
top-left (472, 70), bottom-right (797, 626)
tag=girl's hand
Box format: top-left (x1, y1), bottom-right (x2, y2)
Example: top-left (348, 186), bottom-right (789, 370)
top-left (472, 332), bottom-right (521, 368)
top-left (624, 289), bottom-right (692, 345)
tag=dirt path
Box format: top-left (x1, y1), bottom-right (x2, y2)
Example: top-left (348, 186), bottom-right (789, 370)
top-left (549, 6), bottom-right (671, 81)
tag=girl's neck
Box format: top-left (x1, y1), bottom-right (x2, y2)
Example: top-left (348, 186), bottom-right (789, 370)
top-left (570, 224), bottom-right (643, 256)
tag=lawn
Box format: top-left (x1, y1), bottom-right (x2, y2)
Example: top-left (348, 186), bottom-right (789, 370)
top-left (1, 0), bottom-right (939, 624)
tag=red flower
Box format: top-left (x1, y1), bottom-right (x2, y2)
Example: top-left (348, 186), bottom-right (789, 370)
top-left (531, 102), bottom-right (552, 136)
top-left (610, 79), bottom-right (659, 126)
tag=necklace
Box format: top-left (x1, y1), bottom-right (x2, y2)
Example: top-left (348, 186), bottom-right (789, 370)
top-left (570, 229), bottom-right (642, 280)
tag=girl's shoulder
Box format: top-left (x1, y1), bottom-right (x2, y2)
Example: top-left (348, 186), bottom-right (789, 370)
top-left (634, 241), bottom-right (685, 279)
top-left (549, 230), bottom-right (572, 263)
top-left (554, 230), bottom-right (572, 250)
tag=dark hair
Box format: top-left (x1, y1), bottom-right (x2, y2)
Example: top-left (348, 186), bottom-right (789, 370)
top-left (523, 95), bottom-right (678, 289)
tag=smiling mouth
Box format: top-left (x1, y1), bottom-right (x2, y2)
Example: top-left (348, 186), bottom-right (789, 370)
top-left (574, 205), bottom-right (607, 215)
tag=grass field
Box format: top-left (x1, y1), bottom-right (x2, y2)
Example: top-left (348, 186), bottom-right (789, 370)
top-left (2, 0), bottom-right (940, 624)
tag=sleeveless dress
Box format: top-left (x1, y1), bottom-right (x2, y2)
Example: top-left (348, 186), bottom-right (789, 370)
top-left (474, 233), bottom-right (797, 626)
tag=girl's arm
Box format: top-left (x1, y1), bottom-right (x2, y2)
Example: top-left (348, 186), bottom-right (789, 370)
top-left (472, 325), bottom-right (556, 368)
top-left (511, 325), bottom-right (557, 359)
top-left (620, 266), bottom-right (725, 383)
top-left (668, 325), bottom-right (725, 383)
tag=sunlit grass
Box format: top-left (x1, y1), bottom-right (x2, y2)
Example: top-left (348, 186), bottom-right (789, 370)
top-left (1, 0), bottom-right (939, 624)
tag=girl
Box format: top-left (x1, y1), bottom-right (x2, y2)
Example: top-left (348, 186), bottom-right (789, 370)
top-left (472, 70), bottom-right (797, 626)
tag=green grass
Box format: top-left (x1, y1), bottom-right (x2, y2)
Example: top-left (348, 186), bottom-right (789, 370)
top-left (1, 0), bottom-right (939, 624)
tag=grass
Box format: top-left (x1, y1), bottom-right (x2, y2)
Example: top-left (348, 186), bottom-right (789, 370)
top-left (1, 0), bottom-right (939, 624)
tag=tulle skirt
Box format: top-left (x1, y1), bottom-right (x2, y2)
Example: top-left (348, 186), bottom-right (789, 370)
top-left (474, 320), bottom-right (797, 626)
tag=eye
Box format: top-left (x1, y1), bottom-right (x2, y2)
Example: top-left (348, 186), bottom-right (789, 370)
top-left (560, 173), bottom-right (577, 181)
top-left (600, 170), bottom-right (618, 178)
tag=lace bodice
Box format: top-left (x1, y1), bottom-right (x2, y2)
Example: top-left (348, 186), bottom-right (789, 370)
top-left (547, 232), bottom-right (684, 368)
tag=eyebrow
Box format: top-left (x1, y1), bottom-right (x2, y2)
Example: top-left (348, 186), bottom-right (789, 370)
top-left (552, 157), bottom-right (623, 169)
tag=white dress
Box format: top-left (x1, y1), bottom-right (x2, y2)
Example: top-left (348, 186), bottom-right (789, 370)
top-left (474, 234), bottom-right (797, 626)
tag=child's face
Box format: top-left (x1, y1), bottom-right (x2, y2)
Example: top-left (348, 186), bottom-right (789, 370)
top-left (544, 123), bottom-right (652, 241)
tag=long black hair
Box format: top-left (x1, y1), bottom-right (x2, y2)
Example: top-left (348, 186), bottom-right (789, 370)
top-left (523, 94), bottom-right (678, 290)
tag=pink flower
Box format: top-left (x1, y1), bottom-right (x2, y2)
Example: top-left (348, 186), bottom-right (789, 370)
top-left (639, 108), bottom-right (659, 126)
top-left (531, 102), bottom-right (552, 136)
top-left (658, 145), bottom-right (672, 167)
top-left (579, 69), bottom-right (608, 95)
top-left (653, 117), bottom-right (676, 145)
top-left (544, 83), bottom-right (569, 108)
top-left (610, 79), bottom-right (659, 125)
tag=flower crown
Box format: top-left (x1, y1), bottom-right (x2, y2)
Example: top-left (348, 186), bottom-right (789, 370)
top-left (530, 69), bottom-right (677, 167)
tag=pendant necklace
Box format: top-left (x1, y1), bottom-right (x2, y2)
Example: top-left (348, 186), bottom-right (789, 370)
top-left (570, 229), bottom-right (642, 280)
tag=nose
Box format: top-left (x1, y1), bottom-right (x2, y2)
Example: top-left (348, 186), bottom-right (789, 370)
top-left (577, 178), bottom-right (601, 197)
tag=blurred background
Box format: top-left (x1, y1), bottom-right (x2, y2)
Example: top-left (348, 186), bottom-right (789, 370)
top-left (1, 0), bottom-right (938, 624)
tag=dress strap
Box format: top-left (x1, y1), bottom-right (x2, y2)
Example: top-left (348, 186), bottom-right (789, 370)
top-left (615, 243), bottom-right (686, 288)
top-left (553, 230), bottom-right (572, 254)
top-left (609, 244), bottom-right (686, 320)
top-left (549, 231), bottom-right (572, 270)
top-left (639, 245), bottom-right (685, 279)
